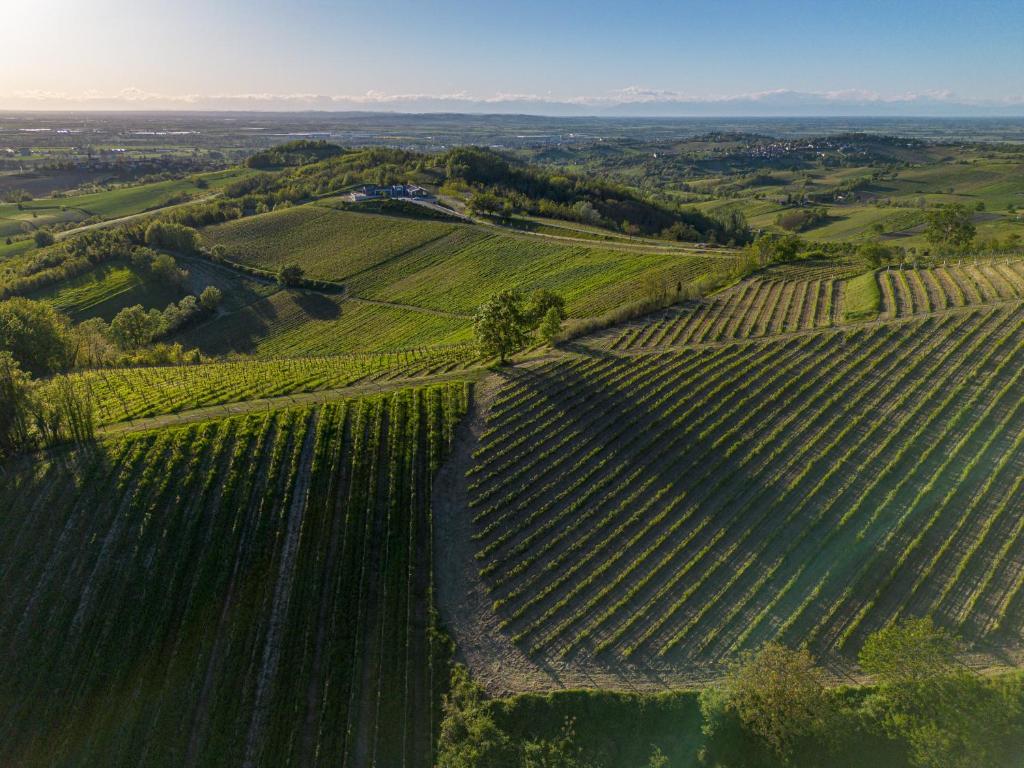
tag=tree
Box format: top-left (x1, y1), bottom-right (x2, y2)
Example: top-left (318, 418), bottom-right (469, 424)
top-left (0, 352), bottom-right (35, 459)
top-left (474, 290), bottom-right (529, 364)
top-left (278, 263), bottom-right (305, 286)
top-left (150, 252), bottom-right (189, 287)
top-left (523, 717), bottom-right (592, 768)
top-left (436, 665), bottom-right (515, 768)
top-left (199, 285), bottom-right (223, 312)
top-left (108, 305), bottom-right (163, 350)
top-left (0, 297), bottom-right (74, 375)
top-left (860, 618), bottom-right (1023, 768)
top-left (38, 376), bottom-right (95, 447)
top-left (33, 229), bottom-right (55, 247)
top-left (144, 221), bottom-right (200, 253)
top-left (860, 617), bottom-right (958, 686)
top-left (538, 307), bottom-right (563, 345)
top-left (858, 241), bottom-right (892, 269)
top-left (924, 204), bottom-right (975, 253)
top-left (525, 289), bottom-right (566, 329)
top-left (700, 643), bottom-right (829, 762)
top-left (71, 318), bottom-right (115, 368)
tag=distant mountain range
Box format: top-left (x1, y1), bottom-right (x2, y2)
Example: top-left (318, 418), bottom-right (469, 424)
top-left (3, 88), bottom-right (1023, 116)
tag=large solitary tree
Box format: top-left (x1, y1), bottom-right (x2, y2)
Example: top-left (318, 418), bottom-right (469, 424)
top-left (474, 289), bottom-right (529, 364)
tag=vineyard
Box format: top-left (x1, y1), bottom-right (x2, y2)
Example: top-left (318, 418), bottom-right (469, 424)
top-left (0, 382), bottom-right (469, 768)
top-left (608, 276), bottom-right (845, 351)
top-left (200, 203), bottom-right (739, 319)
top-left (465, 305), bottom-right (1024, 670)
top-left (56, 346), bottom-right (479, 425)
top-left (178, 290), bottom-right (475, 358)
top-left (202, 204), bottom-right (459, 281)
top-left (878, 259), bottom-right (1024, 318)
top-left (31, 260), bottom-right (183, 320)
top-left (345, 228), bottom-right (738, 318)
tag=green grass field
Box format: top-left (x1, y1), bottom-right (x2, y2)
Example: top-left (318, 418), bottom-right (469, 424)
top-left (0, 384), bottom-right (468, 768)
top-left (843, 271), bottom-right (882, 321)
top-left (29, 260), bottom-right (186, 320)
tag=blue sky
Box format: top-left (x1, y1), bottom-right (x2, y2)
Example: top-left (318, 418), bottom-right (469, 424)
top-left (2, 0), bottom-right (1022, 112)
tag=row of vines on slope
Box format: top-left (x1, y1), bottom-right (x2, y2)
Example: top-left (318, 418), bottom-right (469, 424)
top-left (0, 382), bottom-right (469, 768)
top-left (468, 307), bottom-right (1024, 669)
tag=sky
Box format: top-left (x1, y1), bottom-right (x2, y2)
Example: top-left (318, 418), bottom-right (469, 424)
top-left (2, 0), bottom-right (1022, 115)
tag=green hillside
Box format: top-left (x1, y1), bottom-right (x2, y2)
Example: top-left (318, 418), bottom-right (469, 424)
top-left (0, 168), bottom-right (251, 239)
top-left (29, 260), bottom-right (186, 320)
top-left (201, 204), bottom-right (738, 318)
top-left (201, 204), bottom-right (459, 281)
top-left (177, 290), bottom-right (475, 357)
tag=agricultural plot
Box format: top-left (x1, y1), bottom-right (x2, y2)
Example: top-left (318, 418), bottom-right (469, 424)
top-left (204, 204), bottom-right (737, 319)
top-left (177, 290), bottom-right (475, 358)
top-left (466, 306), bottom-right (1024, 672)
top-left (877, 260), bottom-right (1024, 319)
top-left (0, 383), bottom-right (469, 768)
top-left (201, 205), bottom-right (459, 281)
top-left (59, 345), bottom-right (479, 425)
top-left (347, 228), bottom-right (738, 319)
top-left (0, 168), bottom-right (250, 238)
top-left (609, 276), bottom-right (844, 351)
top-left (29, 260), bottom-right (185, 320)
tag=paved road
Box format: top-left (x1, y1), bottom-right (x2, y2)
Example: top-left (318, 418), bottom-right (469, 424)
top-left (55, 194), bottom-right (219, 240)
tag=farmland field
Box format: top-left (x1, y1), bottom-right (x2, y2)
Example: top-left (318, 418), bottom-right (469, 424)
top-left (345, 228), bottom-right (738, 318)
top-left (608, 275), bottom-right (846, 350)
top-left (0, 168), bottom-right (251, 239)
top-left (59, 346), bottom-right (479, 426)
top-left (29, 260), bottom-right (186, 320)
top-left (446, 305), bottom-right (1024, 684)
top-left (201, 204), bottom-right (738, 318)
top-left (6, 113), bottom-right (1024, 765)
top-left (177, 290), bottom-right (475, 357)
top-left (877, 260), bottom-right (1024, 318)
top-left (0, 383), bottom-right (469, 768)
top-left (201, 205), bottom-right (460, 281)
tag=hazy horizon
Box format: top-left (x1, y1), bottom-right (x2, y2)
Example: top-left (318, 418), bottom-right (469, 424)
top-left (3, 0), bottom-right (1022, 116)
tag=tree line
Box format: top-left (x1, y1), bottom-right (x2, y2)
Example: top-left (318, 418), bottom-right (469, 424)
top-left (436, 618), bottom-right (1024, 768)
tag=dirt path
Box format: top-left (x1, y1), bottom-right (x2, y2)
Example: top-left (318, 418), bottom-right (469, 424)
top-left (432, 371), bottom-right (728, 695)
top-left (347, 295), bottom-right (473, 319)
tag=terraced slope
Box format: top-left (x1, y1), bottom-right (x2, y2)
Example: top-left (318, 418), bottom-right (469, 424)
top-left (0, 383), bottom-right (469, 768)
top-left (609, 276), bottom-right (844, 351)
top-left (878, 261), bottom-right (1024, 319)
top-left (466, 306), bottom-right (1024, 673)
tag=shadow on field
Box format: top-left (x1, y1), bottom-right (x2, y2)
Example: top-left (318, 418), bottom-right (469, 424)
top-left (470, 349), bottom-right (786, 677)
top-left (294, 291), bottom-right (342, 320)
